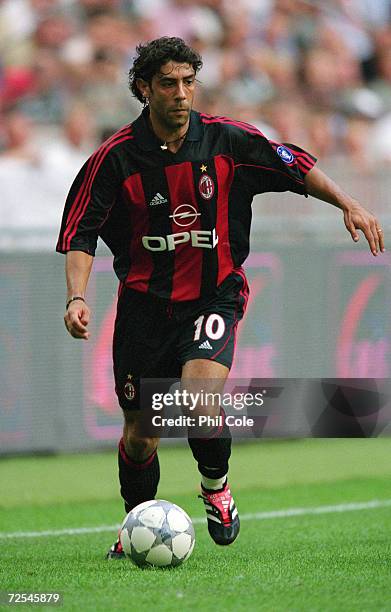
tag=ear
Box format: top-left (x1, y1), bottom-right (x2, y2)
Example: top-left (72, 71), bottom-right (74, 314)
top-left (136, 78), bottom-right (150, 100)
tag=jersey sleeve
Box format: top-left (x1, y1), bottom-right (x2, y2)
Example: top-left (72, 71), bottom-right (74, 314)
top-left (233, 127), bottom-right (317, 197)
top-left (56, 148), bottom-right (121, 255)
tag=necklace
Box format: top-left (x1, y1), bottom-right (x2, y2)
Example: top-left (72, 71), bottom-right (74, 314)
top-left (160, 130), bottom-right (188, 150)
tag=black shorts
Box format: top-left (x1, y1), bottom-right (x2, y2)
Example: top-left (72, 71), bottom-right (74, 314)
top-left (113, 270), bottom-right (249, 410)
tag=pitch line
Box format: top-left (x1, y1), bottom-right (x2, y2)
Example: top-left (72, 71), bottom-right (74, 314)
top-left (1, 498), bottom-right (391, 540)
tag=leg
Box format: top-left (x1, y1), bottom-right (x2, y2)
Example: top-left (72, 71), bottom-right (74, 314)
top-left (182, 359), bottom-right (239, 545)
top-left (182, 358), bottom-right (231, 481)
top-left (119, 410), bottom-right (160, 513)
top-left (176, 272), bottom-right (250, 545)
top-left (112, 288), bottom-right (166, 515)
top-left (107, 412), bottom-right (160, 559)
top-left (108, 286), bottom-right (178, 559)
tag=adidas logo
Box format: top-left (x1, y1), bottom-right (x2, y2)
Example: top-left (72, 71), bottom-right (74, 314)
top-left (149, 193), bottom-right (168, 206)
top-left (198, 340), bottom-right (213, 350)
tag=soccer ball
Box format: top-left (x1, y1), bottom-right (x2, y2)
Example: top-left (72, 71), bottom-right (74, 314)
top-left (119, 500), bottom-right (195, 568)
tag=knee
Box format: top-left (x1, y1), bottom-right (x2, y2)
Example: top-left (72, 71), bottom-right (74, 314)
top-left (122, 419), bottom-right (159, 462)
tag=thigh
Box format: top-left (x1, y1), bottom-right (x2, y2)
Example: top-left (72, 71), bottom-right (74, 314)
top-left (181, 359), bottom-right (229, 419)
top-left (177, 271), bottom-right (249, 370)
top-left (113, 289), bottom-right (181, 411)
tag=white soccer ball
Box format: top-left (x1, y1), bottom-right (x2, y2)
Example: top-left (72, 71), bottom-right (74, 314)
top-left (119, 500), bottom-right (195, 568)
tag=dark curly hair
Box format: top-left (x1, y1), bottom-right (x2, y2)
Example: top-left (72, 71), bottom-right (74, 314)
top-left (128, 37), bottom-right (203, 103)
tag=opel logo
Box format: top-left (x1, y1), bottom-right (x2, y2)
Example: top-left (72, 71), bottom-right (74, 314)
top-left (169, 204), bottom-right (201, 227)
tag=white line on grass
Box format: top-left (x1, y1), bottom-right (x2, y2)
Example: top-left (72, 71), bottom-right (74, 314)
top-left (1, 498), bottom-right (391, 540)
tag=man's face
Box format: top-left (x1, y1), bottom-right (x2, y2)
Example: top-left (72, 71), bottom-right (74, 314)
top-left (138, 61), bottom-right (196, 130)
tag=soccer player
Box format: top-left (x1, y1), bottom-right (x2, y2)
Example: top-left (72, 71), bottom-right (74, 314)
top-left (57, 37), bottom-right (385, 558)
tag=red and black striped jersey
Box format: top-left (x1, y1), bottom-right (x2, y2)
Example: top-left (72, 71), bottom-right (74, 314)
top-left (56, 108), bottom-right (316, 301)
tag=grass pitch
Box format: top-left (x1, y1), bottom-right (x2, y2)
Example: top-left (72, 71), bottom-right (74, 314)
top-left (1, 439), bottom-right (391, 611)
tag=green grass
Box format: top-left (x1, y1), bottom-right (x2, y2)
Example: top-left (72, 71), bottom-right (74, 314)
top-left (1, 440), bottom-right (391, 611)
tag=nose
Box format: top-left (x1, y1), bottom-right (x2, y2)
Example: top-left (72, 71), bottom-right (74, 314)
top-left (175, 81), bottom-right (186, 100)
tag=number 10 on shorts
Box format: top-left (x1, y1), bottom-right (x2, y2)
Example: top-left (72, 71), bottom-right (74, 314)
top-left (193, 314), bottom-right (226, 341)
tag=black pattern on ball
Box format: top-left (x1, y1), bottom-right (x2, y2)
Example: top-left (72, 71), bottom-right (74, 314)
top-left (119, 499), bottom-right (195, 568)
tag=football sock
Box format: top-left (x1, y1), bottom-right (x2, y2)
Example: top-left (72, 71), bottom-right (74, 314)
top-left (201, 474), bottom-right (227, 490)
top-left (187, 409), bottom-right (231, 480)
top-left (118, 437), bottom-right (160, 513)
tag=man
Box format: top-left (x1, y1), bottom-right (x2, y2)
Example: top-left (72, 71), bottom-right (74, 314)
top-left (57, 37), bottom-right (385, 558)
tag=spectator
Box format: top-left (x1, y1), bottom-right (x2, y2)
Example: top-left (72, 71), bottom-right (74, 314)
top-left (78, 49), bottom-right (139, 136)
top-left (0, 109), bottom-right (39, 161)
top-left (0, 106), bottom-right (97, 229)
top-left (17, 49), bottom-right (68, 123)
top-left (370, 47), bottom-right (391, 111)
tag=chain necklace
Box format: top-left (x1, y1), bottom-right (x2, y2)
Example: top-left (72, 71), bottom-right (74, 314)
top-left (160, 129), bottom-right (189, 150)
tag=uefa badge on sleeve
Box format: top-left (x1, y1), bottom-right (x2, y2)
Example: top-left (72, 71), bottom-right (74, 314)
top-left (124, 374), bottom-right (136, 401)
top-left (276, 145), bottom-right (295, 165)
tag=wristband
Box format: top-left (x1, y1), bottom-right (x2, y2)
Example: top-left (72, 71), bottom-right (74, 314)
top-left (66, 296), bottom-right (85, 310)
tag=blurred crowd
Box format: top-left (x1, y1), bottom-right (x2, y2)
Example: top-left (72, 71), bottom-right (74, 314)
top-left (1, 0), bottom-right (391, 229)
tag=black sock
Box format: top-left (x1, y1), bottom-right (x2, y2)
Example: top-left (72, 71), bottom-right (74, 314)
top-left (118, 437), bottom-right (160, 513)
top-left (187, 409), bottom-right (232, 479)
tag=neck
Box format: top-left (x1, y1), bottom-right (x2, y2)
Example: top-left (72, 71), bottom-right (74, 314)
top-left (148, 109), bottom-right (190, 151)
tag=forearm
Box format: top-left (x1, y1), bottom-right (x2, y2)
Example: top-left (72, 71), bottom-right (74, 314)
top-left (65, 250), bottom-right (94, 300)
top-left (304, 165), bottom-right (384, 255)
top-left (304, 166), bottom-right (357, 212)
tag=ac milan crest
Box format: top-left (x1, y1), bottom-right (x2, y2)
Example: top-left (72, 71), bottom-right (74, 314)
top-left (198, 174), bottom-right (215, 200)
top-left (124, 374), bottom-right (136, 401)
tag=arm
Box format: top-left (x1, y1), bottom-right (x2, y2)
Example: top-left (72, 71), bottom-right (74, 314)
top-left (304, 166), bottom-right (385, 256)
top-left (234, 127), bottom-right (385, 255)
top-left (58, 147), bottom-right (124, 339)
top-left (64, 250), bottom-right (94, 340)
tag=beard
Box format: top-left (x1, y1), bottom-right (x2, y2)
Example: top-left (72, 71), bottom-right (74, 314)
top-left (153, 104), bottom-right (191, 131)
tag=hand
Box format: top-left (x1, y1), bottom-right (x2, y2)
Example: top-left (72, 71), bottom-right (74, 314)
top-left (343, 202), bottom-right (385, 256)
top-left (64, 300), bottom-right (91, 340)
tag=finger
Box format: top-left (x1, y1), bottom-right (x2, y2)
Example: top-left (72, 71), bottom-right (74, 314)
top-left (350, 227), bottom-right (359, 242)
top-left (64, 316), bottom-right (88, 338)
top-left (64, 319), bottom-right (89, 339)
top-left (70, 316), bottom-right (87, 332)
top-left (70, 329), bottom-right (90, 340)
top-left (68, 313), bottom-right (89, 334)
top-left (79, 310), bottom-right (90, 326)
top-left (346, 219), bottom-right (359, 242)
top-left (370, 221), bottom-right (380, 254)
top-left (377, 227), bottom-right (385, 252)
top-left (71, 328), bottom-right (90, 340)
top-left (68, 303), bottom-right (90, 326)
top-left (343, 211), bottom-right (359, 242)
top-left (362, 224), bottom-right (378, 255)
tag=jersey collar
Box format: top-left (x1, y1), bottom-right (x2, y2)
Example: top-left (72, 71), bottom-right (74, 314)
top-left (132, 107), bottom-right (203, 151)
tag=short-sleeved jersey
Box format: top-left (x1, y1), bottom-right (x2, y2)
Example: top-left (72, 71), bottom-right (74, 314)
top-left (56, 108), bottom-right (316, 301)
